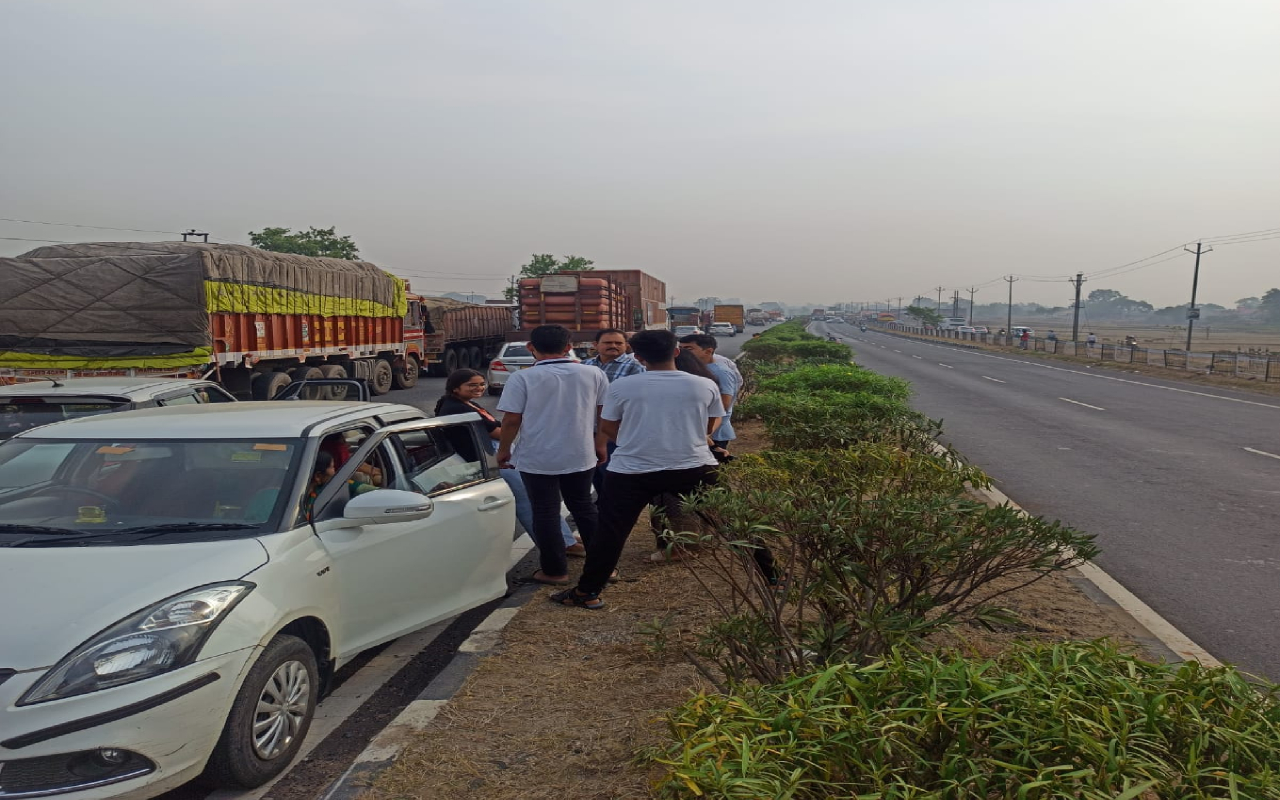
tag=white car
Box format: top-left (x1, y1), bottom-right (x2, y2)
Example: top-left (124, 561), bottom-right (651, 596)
top-left (956, 326), bottom-right (978, 334)
top-left (707, 323), bottom-right (736, 337)
top-left (485, 342), bottom-right (581, 395)
top-left (672, 325), bottom-right (702, 337)
top-left (0, 378), bottom-right (237, 441)
top-left (0, 402), bottom-right (515, 799)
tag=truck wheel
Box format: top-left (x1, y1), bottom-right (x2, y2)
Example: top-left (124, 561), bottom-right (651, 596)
top-left (288, 366), bottom-right (324, 400)
top-left (443, 348), bottom-right (459, 375)
top-left (370, 359), bottom-right (393, 395)
top-left (206, 634), bottom-right (318, 790)
top-left (252, 371), bottom-right (292, 400)
top-left (319, 364), bottom-right (348, 400)
top-left (392, 355), bottom-right (419, 390)
top-left (466, 347), bottom-right (482, 371)
top-left (220, 369), bottom-right (254, 400)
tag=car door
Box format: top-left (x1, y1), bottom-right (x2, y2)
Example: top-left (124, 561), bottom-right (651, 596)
top-left (309, 416), bottom-right (514, 659)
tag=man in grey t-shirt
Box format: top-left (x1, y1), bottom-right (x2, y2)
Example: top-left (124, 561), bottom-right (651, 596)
top-left (550, 329), bottom-right (726, 610)
top-left (497, 325), bottom-right (608, 585)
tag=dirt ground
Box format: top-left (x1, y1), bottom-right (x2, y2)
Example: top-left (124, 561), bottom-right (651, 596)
top-left (362, 420), bottom-right (1152, 800)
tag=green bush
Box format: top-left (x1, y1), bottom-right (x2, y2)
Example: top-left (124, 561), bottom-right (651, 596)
top-left (758, 363), bottom-right (912, 401)
top-left (654, 640), bottom-right (1280, 799)
top-left (735, 390), bottom-right (928, 450)
top-left (676, 447), bottom-right (1094, 683)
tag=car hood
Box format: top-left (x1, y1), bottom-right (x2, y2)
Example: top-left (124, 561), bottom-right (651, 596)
top-left (0, 538), bottom-right (269, 670)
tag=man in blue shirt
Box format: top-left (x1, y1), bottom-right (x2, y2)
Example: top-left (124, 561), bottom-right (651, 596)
top-left (583, 329), bottom-right (645, 497)
top-left (679, 334), bottom-right (739, 455)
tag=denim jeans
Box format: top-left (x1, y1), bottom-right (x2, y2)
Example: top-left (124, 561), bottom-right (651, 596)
top-left (498, 468), bottom-right (574, 546)
top-left (519, 469), bottom-right (598, 577)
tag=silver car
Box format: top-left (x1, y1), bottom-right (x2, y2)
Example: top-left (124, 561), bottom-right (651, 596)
top-left (485, 342), bottom-right (580, 395)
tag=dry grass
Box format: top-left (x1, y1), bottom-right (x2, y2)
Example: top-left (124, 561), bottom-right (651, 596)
top-left (362, 420), bottom-right (1142, 800)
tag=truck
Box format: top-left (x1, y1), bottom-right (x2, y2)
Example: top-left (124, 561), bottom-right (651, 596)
top-left (588, 269), bottom-right (668, 331)
top-left (713, 304), bottom-right (745, 333)
top-left (516, 271), bottom-right (648, 355)
top-left (666, 305), bottom-right (703, 330)
top-left (746, 308), bottom-right (769, 326)
top-left (811, 308), bottom-right (826, 320)
top-left (0, 241), bottom-right (514, 397)
top-left (413, 296), bottom-right (517, 376)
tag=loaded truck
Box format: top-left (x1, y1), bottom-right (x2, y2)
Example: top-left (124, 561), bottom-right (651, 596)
top-left (666, 305), bottom-right (702, 330)
top-left (713, 304), bottom-right (745, 333)
top-left (0, 241), bottom-right (514, 397)
top-left (746, 308), bottom-right (769, 326)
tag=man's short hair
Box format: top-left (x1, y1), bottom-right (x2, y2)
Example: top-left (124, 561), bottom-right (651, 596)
top-left (678, 333), bottom-right (718, 350)
top-left (629, 329), bottom-right (677, 364)
top-left (594, 328), bottom-right (626, 342)
top-left (529, 325), bottom-right (572, 355)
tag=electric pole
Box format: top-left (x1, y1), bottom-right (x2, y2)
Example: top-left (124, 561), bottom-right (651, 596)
top-left (1069, 272), bottom-right (1086, 342)
top-left (897, 297), bottom-right (903, 316)
top-left (1003, 276), bottom-right (1018, 335)
top-left (951, 290), bottom-right (961, 317)
top-left (1184, 241), bottom-right (1212, 351)
top-left (965, 287), bottom-right (978, 324)
top-left (935, 286), bottom-right (946, 312)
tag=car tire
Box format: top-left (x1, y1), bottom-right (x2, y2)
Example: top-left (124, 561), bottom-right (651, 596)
top-left (370, 358), bottom-right (394, 395)
top-left (252, 371), bottom-right (292, 401)
top-left (206, 634), bottom-right (318, 790)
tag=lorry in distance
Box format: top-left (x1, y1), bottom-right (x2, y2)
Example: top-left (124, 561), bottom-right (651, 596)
top-left (746, 308), bottom-right (769, 326)
top-left (713, 304), bottom-right (745, 333)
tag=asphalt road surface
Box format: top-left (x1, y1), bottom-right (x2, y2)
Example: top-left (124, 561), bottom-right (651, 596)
top-left (815, 320), bottom-right (1280, 680)
top-left (160, 329), bottom-right (756, 800)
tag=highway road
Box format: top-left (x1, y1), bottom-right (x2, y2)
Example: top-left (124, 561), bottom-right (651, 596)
top-left (814, 320), bottom-right (1280, 680)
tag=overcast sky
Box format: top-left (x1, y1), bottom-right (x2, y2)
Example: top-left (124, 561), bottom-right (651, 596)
top-left (3, 0), bottom-right (1278, 308)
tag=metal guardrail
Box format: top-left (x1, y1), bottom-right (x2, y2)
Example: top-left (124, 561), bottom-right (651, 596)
top-left (883, 325), bottom-right (1280, 383)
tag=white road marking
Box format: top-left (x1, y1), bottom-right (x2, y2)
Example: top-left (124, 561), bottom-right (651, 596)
top-left (1244, 447), bottom-right (1280, 461)
top-left (938, 363), bottom-right (953, 369)
top-left (1059, 397), bottom-right (1105, 411)
top-left (981, 376), bottom-right (1005, 383)
top-left (912, 355), bottom-right (923, 359)
top-left (893, 349), bottom-right (901, 353)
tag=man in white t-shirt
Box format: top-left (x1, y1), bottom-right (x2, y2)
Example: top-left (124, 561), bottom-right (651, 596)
top-left (497, 325), bottom-right (609, 585)
top-left (549, 329), bottom-right (725, 610)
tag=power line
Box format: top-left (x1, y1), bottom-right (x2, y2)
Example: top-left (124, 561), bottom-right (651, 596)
top-left (0, 216), bottom-right (188, 236)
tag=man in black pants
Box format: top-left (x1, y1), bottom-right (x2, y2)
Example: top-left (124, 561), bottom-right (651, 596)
top-left (496, 325), bottom-right (609, 586)
top-left (550, 329), bottom-right (727, 610)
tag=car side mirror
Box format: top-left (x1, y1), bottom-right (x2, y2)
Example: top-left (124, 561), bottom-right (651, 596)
top-left (341, 489), bottom-right (434, 525)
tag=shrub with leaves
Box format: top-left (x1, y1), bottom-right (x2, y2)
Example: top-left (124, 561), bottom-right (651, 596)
top-left (654, 639), bottom-right (1280, 799)
top-left (675, 447), bottom-right (1096, 684)
top-left (757, 363), bottom-right (912, 401)
top-left (735, 389), bottom-right (932, 451)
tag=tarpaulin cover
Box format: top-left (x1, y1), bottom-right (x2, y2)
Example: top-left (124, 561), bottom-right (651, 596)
top-left (0, 241), bottom-right (407, 364)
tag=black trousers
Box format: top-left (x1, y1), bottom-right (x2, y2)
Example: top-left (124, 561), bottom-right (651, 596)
top-left (519, 468), bottom-right (598, 577)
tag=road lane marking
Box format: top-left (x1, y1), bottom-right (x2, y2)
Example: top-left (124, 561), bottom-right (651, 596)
top-left (1244, 447), bottom-right (1280, 461)
top-left (893, 349), bottom-right (901, 353)
top-left (981, 376), bottom-right (1005, 383)
top-left (939, 363), bottom-right (953, 369)
top-left (1059, 397), bottom-right (1105, 411)
top-left (912, 355), bottom-right (922, 359)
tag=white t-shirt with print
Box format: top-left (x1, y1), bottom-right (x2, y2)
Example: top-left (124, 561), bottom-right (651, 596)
top-left (497, 359), bottom-right (609, 474)
top-left (602, 370), bottom-right (725, 474)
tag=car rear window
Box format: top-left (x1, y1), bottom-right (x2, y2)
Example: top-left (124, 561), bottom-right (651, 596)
top-left (1, 399), bottom-right (127, 439)
top-left (502, 345), bottom-right (532, 358)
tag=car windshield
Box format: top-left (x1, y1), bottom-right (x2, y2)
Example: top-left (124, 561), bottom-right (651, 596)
top-left (0, 437), bottom-right (303, 544)
top-left (1, 398), bottom-right (127, 440)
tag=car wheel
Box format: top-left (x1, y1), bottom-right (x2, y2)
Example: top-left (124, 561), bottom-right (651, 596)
top-left (370, 358), bottom-right (394, 395)
top-left (206, 634), bottom-right (318, 789)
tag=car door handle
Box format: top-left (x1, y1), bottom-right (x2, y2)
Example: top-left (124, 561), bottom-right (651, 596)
top-left (478, 497), bottom-right (512, 511)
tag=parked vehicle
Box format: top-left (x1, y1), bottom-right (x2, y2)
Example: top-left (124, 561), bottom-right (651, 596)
top-left (673, 325), bottom-right (703, 337)
top-left (811, 308), bottom-right (826, 320)
top-left (956, 326), bottom-right (978, 334)
top-left (667, 306), bottom-right (702, 331)
top-left (0, 378), bottom-right (236, 441)
top-left (0, 401), bottom-right (515, 798)
top-left (746, 309), bottom-right (769, 327)
top-left (411, 297), bottom-right (517, 378)
top-left (972, 326), bottom-right (990, 334)
top-left (714, 305), bottom-right (745, 333)
top-left (0, 242), bottom-right (438, 400)
top-left (586, 270), bottom-right (668, 331)
top-left (939, 317), bottom-right (969, 330)
top-left (1011, 326), bottom-right (1036, 337)
top-left (485, 341), bottom-right (581, 394)
top-left (708, 322), bottom-right (736, 337)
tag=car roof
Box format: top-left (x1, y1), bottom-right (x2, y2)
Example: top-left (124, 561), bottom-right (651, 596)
top-left (9, 401), bottom-right (427, 440)
top-left (0, 377), bottom-right (218, 401)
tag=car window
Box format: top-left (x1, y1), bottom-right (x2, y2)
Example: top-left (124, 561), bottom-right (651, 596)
top-left (0, 441), bottom-right (76, 488)
top-left (158, 392), bottom-right (200, 407)
top-left (392, 424), bottom-right (487, 496)
top-left (1, 399), bottom-right (127, 438)
top-left (197, 386), bottom-right (237, 403)
top-left (502, 345), bottom-right (532, 358)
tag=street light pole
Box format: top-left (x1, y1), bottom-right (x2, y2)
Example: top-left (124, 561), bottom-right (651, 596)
top-left (1184, 241), bottom-right (1211, 351)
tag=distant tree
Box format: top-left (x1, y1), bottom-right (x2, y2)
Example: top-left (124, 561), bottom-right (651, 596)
top-left (504, 253), bottom-right (595, 300)
top-left (1087, 289), bottom-right (1123, 303)
top-left (1085, 288), bottom-right (1152, 317)
top-left (911, 295), bottom-right (932, 308)
top-left (1236, 296), bottom-right (1262, 309)
top-left (1259, 288), bottom-right (1280, 324)
top-left (248, 226), bottom-right (360, 260)
top-left (905, 305), bottom-right (942, 325)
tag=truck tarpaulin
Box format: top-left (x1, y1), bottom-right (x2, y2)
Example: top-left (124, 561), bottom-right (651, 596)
top-left (0, 242), bottom-right (406, 365)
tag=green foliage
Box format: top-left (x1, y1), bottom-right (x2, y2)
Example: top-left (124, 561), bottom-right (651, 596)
top-left (654, 640), bottom-right (1280, 799)
top-left (906, 304), bottom-right (942, 325)
top-left (677, 447), bottom-right (1094, 683)
top-left (758, 364), bottom-right (912, 401)
top-left (248, 226), bottom-right (360, 260)
top-left (505, 253), bottom-right (595, 300)
top-left (1261, 288), bottom-right (1280, 324)
top-left (736, 390), bottom-right (928, 450)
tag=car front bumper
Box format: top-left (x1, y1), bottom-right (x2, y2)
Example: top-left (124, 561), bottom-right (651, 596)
top-left (0, 648), bottom-right (256, 800)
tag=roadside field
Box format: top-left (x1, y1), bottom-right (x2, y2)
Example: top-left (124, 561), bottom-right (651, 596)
top-left (972, 319), bottom-right (1280, 351)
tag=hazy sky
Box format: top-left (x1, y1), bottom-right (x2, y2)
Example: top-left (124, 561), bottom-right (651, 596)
top-left (3, 1), bottom-right (1278, 308)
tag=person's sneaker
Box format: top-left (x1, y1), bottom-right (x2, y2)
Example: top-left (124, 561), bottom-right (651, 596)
top-left (565, 542), bottom-right (587, 558)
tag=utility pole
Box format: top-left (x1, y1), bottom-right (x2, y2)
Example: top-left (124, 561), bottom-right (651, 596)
top-left (935, 286), bottom-right (946, 312)
top-left (1184, 241), bottom-right (1212, 351)
top-left (965, 287), bottom-right (978, 324)
top-left (897, 297), bottom-right (903, 316)
top-left (951, 290), bottom-right (961, 317)
top-left (1067, 272), bottom-right (1086, 342)
top-left (1003, 276), bottom-right (1018, 335)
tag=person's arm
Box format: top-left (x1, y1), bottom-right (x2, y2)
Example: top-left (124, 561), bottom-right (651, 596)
top-left (595, 406), bottom-right (611, 463)
top-left (599, 417), bottom-right (620, 443)
top-left (495, 412), bottom-right (522, 468)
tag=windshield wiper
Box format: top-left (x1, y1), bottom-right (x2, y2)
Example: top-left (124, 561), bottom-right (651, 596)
top-left (112, 522), bottom-right (262, 539)
top-left (0, 524), bottom-right (84, 536)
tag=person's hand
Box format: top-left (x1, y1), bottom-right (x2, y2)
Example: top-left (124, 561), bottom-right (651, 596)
top-left (595, 442), bottom-right (608, 466)
top-left (496, 448), bottom-right (514, 469)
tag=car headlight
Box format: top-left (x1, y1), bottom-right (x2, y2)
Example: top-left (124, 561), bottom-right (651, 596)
top-left (18, 582), bottom-right (254, 705)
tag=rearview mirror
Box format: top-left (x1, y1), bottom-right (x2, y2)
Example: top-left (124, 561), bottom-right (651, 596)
top-left (342, 489), bottom-right (434, 525)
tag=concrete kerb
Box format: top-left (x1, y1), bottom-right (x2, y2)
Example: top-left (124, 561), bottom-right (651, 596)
top-left (320, 548), bottom-right (541, 800)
